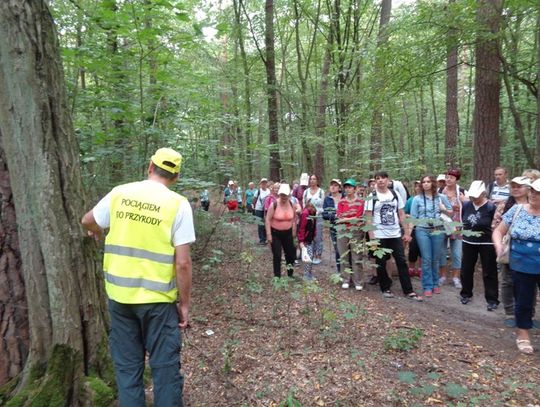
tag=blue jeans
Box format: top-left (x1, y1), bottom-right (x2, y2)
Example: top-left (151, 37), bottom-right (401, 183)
top-left (512, 270), bottom-right (540, 329)
top-left (313, 216), bottom-right (323, 257)
top-left (415, 227), bottom-right (445, 291)
top-left (439, 236), bottom-right (462, 270)
top-left (108, 300), bottom-right (183, 407)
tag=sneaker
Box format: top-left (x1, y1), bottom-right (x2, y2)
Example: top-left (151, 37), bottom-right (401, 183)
top-left (460, 296), bottom-right (471, 305)
top-left (504, 318), bottom-right (517, 328)
top-left (294, 260), bottom-right (300, 267)
top-left (368, 275), bottom-right (378, 285)
top-left (424, 290), bottom-right (433, 298)
top-left (341, 282), bottom-right (350, 289)
top-left (433, 287), bottom-right (441, 294)
top-left (382, 290), bottom-right (394, 298)
top-left (452, 277), bottom-right (462, 289)
top-left (312, 258), bottom-right (322, 265)
top-left (355, 284), bottom-right (364, 291)
top-left (259, 241), bottom-right (267, 246)
top-left (439, 276), bottom-right (447, 285)
top-left (487, 302), bottom-right (499, 312)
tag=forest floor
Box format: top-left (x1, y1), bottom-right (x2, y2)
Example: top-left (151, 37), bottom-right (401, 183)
top-left (178, 208), bottom-right (540, 407)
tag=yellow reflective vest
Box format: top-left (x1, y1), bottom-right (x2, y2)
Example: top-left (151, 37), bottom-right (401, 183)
top-left (103, 181), bottom-right (185, 304)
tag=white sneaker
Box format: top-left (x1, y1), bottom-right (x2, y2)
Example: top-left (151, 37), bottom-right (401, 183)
top-left (439, 276), bottom-right (447, 285)
top-left (355, 284), bottom-right (363, 291)
top-left (341, 283), bottom-right (350, 289)
top-left (453, 277), bottom-right (462, 289)
top-left (312, 258), bottom-right (322, 265)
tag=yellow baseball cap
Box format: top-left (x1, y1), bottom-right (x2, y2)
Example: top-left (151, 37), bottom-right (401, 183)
top-left (151, 148), bottom-right (182, 174)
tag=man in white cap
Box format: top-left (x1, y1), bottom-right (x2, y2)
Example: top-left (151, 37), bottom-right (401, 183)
top-left (81, 147), bottom-right (195, 406)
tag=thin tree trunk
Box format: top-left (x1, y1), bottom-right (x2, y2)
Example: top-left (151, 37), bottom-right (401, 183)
top-left (445, 0), bottom-right (459, 168)
top-left (265, 0), bottom-right (281, 181)
top-left (314, 45), bottom-right (332, 181)
top-left (0, 0), bottom-right (111, 401)
top-left (369, 0), bottom-right (392, 171)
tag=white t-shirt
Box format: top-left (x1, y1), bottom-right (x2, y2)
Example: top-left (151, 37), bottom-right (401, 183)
top-left (303, 188), bottom-right (325, 214)
top-left (92, 180), bottom-right (196, 247)
top-left (254, 188), bottom-right (270, 211)
top-left (366, 189), bottom-right (404, 239)
top-left (490, 182), bottom-right (510, 202)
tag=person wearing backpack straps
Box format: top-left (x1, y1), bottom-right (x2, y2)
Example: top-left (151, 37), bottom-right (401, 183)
top-left (365, 171), bottom-right (422, 301)
top-left (265, 184), bottom-right (297, 278)
top-left (303, 174), bottom-right (325, 264)
top-left (253, 178), bottom-right (271, 245)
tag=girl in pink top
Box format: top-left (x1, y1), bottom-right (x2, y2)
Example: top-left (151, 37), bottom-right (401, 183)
top-left (336, 179), bottom-right (366, 290)
top-left (265, 184), bottom-right (297, 277)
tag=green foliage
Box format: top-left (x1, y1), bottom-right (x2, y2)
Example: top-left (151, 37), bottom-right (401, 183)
top-left (279, 389), bottom-right (303, 407)
top-left (444, 383), bottom-right (468, 400)
top-left (398, 371), bottom-right (416, 384)
top-left (384, 328), bottom-right (423, 352)
top-left (85, 377), bottom-right (115, 407)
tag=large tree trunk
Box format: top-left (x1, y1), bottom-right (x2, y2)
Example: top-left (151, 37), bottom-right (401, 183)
top-left (0, 131), bottom-right (28, 386)
top-left (445, 0), bottom-right (459, 168)
top-left (0, 1), bottom-right (112, 403)
top-left (265, 0), bottom-right (282, 181)
top-left (314, 46), bottom-right (332, 182)
top-left (473, 0), bottom-right (502, 182)
top-left (369, 0), bottom-right (392, 171)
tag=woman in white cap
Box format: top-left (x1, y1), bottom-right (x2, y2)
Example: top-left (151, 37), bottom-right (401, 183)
top-left (493, 179), bottom-right (540, 354)
top-left (303, 174), bottom-right (325, 264)
top-left (459, 181), bottom-right (499, 311)
top-left (492, 176), bottom-right (533, 328)
top-left (265, 184), bottom-right (297, 278)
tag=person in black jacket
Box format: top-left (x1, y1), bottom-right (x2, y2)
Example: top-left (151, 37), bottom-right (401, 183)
top-left (323, 179), bottom-right (343, 273)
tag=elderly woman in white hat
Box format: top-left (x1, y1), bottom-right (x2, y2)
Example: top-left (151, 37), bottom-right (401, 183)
top-left (493, 179), bottom-right (540, 354)
top-left (459, 181), bottom-right (499, 311)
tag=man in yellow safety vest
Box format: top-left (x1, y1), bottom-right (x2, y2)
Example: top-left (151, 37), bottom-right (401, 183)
top-left (81, 147), bottom-right (195, 406)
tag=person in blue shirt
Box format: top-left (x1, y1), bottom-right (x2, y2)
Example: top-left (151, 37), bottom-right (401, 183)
top-left (493, 178), bottom-right (540, 354)
top-left (410, 175), bottom-right (452, 297)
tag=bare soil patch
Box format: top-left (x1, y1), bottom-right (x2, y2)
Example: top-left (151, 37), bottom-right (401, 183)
top-left (182, 210), bottom-right (540, 406)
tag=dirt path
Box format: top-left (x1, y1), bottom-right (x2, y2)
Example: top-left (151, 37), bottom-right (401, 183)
top-left (182, 210), bottom-right (540, 406)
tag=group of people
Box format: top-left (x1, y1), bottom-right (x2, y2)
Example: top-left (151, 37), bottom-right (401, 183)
top-left (227, 166), bottom-right (540, 355)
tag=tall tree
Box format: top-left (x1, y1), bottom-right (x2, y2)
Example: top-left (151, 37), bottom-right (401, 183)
top-left (537, 7), bottom-right (540, 169)
top-left (0, 0), bottom-right (111, 403)
top-left (473, 0), bottom-right (502, 182)
top-left (264, 0), bottom-right (282, 180)
top-left (369, 0), bottom-right (391, 171)
top-left (445, 0), bottom-right (459, 168)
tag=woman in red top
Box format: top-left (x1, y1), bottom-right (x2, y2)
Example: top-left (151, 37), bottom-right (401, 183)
top-left (337, 178), bottom-right (366, 290)
top-left (265, 184), bottom-right (297, 277)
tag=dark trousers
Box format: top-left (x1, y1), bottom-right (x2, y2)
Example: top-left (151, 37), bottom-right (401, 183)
top-left (512, 270), bottom-right (540, 329)
top-left (330, 227), bottom-right (340, 272)
top-left (108, 300), bottom-right (183, 407)
top-left (375, 237), bottom-right (414, 294)
top-left (270, 228), bottom-right (297, 277)
top-left (255, 209), bottom-right (266, 243)
top-left (408, 228), bottom-right (420, 263)
top-left (460, 242), bottom-right (499, 304)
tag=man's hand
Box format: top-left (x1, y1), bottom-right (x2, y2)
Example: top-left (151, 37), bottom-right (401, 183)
top-left (177, 302), bottom-right (189, 329)
top-left (402, 234), bottom-right (412, 243)
top-left (87, 229), bottom-right (103, 241)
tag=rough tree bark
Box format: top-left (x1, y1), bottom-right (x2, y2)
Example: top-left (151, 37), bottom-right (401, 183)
top-left (445, 0), bottom-right (459, 168)
top-left (265, 0), bottom-right (282, 181)
top-left (473, 0), bottom-right (502, 182)
top-left (0, 130), bottom-right (28, 386)
top-left (0, 1), bottom-right (112, 404)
